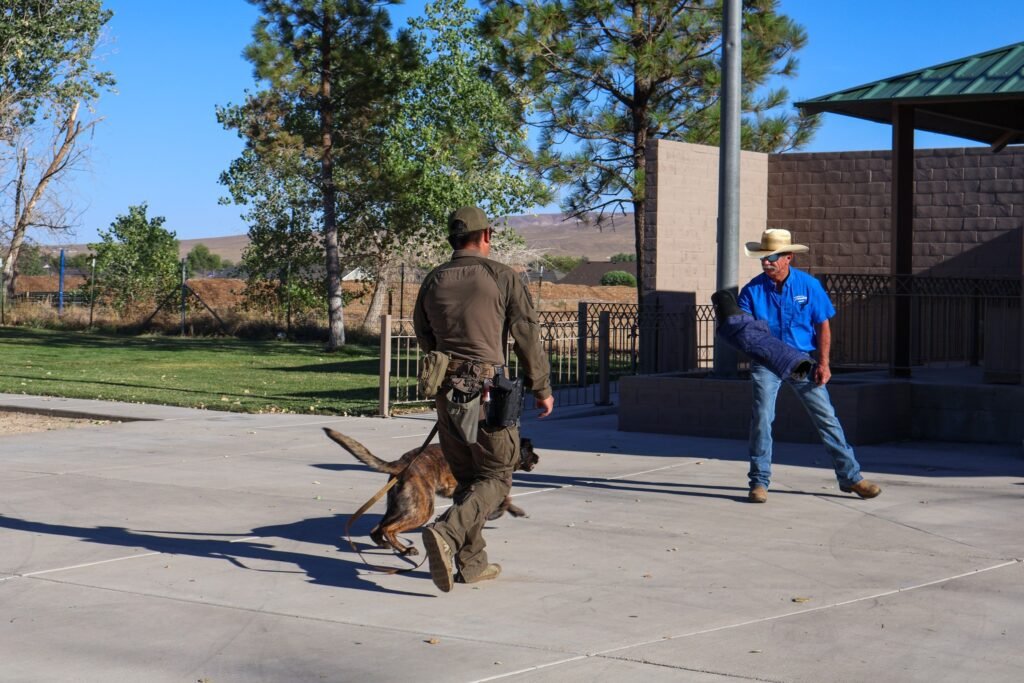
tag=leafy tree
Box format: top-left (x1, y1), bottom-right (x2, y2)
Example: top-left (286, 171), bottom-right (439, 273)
top-left (64, 252), bottom-right (95, 272)
top-left (541, 253), bottom-right (584, 274)
top-left (349, 0), bottom-right (549, 329)
top-left (610, 252), bottom-right (636, 263)
top-left (238, 0), bottom-right (419, 349)
top-left (225, 0), bottom-right (546, 334)
top-left (600, 270), bottom-right (637, 287)
top-left (14, 244), bottom-right (47, 275)
top-left (0, 0), bottom-right (115, 295)
top-left (185, 243), bottom-right (233, 277)
top-left (481, 0), bottom-right (818, 296)
top-left (90, 204), bottom-right (180, 314)
top-left (217, 119), bottom-right (328, 326)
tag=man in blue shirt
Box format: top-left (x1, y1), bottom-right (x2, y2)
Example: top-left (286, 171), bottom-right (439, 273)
top-left (737, 229), bottom-right (881, 504)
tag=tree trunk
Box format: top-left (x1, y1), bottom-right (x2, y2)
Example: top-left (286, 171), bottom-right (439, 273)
top-left (4, 104), bottom-right (84, 298)
top-left (3, 150), bottom-right (29, 297)
top-left (320, 12), bottom-right (345, 350)
top-left (362, 264), bottom-right (391, 334)
top-left (633, 108), bottom-right (650, 304)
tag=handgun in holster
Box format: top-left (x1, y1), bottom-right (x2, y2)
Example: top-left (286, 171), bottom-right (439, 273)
top-left (485, 367), bottom-right (524, 428)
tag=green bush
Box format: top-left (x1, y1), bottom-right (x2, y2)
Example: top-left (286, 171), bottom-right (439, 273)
top-left (600, 270), bottom-right (636, 286)
top-left (610, 252), bottom-right (636, 263)
top-left (541, 254), bottom-right (585, 273)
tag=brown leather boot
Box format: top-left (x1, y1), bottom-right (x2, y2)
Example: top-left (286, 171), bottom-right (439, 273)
top-left (840, 480), bottom-right (882, 499)
top-left (748, 486), bottom-right (768, 503)
top-left (456, 563), bottom-right (501, 584)
top-left (422, 527), bottom-right (454, 592)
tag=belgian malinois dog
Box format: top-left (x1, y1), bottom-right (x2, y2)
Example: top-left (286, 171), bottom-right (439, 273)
top-left (323, 428), bottom-right (538, 556)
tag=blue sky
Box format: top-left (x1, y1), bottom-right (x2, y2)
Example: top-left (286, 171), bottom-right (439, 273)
top-left (60, 0), bottom-right (1024, 245)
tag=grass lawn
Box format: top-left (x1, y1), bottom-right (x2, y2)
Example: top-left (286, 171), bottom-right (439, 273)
top-left (0, 327), bottom-right (383, 416)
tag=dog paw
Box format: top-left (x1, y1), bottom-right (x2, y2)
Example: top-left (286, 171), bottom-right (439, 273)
top-left (402, 547), bottom-right (419, 557)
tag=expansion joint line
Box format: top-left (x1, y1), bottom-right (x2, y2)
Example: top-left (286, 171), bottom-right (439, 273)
top-left (470, 558), bottom-right (1022, 683)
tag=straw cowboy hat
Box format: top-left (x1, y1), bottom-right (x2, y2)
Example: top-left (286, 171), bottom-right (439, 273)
top-left (744, 228), bottom-right (810, 258)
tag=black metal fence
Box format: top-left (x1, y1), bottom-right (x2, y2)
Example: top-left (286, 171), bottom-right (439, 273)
top-left (381, 274), bottom-right (1021, 413)
top-left (13, 291), bottom-right (91, 306)
top-left (822, 274), bottom-right (1021, 374)
top-left (380, 302), bottom-right (719, 413)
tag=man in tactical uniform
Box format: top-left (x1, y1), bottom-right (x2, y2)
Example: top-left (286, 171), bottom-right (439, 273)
top-left (413, 206), bottom-right (554, 593)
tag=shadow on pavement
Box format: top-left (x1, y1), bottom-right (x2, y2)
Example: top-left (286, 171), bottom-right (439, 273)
top-left (510, 472), bottom-right (854, 502)
top-left (0, 513), bottom-right (434, 597)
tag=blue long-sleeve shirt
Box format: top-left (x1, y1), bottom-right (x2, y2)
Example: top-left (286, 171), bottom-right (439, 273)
top-left (737, 267), bottom-right (834, 353)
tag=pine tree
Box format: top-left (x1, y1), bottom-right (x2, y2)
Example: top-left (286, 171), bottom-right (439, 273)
top-left (241, 0), bottom-right (418, 349)
top-left (481, 0), bottom-right (819, 296)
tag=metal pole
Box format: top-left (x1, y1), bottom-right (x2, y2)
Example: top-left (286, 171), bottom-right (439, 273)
top-left (597, 311), bottom-right (611, 406)
top-left (58, 249), bottom-right (65, 316)
top-left (0, 256), bottom-right (5, 325)
top-left (399, 262), bottom-right (406, 319)
top-left (713, 0), bottom-right (741, 378)
top-left (577, 301), bottom-right (589, 386)
top-left (88, 257), bottom-right (96, 328)
top-left (180, 258), bottom-right (187, 336)
top-left (286, 260), bottom-right (292, 336)
top-left (538, 264), bottom-right (544, 309)
top-left (379, 314), bottom-right (392, 417)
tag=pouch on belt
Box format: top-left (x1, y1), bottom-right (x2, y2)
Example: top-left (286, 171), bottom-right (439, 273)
top-left (443, 360), bottom-right (489, 444)
top-left (417, 350), bottom-right (451, 399)
top-left (445, 388), bottom-right (481, 444)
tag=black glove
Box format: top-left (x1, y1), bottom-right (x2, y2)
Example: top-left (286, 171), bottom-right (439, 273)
top-left (711, 289), bottom-right (744, 319)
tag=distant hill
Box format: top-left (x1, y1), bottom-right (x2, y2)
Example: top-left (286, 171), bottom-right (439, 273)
top-left (505, 212), bottom-right (634, 260)
top-left (38, 212), bottom-right (636, 263)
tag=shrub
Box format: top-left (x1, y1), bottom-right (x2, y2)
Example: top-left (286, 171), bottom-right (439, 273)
top-left (600, 270), bottom-right (636, 286)
top-left (541, 254), bottom-right (585, 273)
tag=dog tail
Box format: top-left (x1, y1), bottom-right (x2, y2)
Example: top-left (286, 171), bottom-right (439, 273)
top-left (322, 428), bottom-right (405, 475)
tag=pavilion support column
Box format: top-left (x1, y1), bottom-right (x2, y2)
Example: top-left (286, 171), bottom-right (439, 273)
top-left (890, 104), bottom-right (915, 378)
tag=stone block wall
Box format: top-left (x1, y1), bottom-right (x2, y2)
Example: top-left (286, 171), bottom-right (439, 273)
top-left (767, 146), bottom-right (1024, 278)
top-left (644, 139), bottom-right (769, 304)
top-left (618, 374), bottom-right (915, 446)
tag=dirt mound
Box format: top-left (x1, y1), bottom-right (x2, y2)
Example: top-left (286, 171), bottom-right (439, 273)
top-left (186, 278), bottom-right (636, 318)
top-left (12, 276), bottom-right (637, 323)
top-left (13, 275), bottom-right (86, 293)
top-left (186, 278), bottom-right (248, 308)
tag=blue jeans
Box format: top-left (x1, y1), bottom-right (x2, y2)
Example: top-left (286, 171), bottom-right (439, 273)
top-left (748, 362), bottom-right (863, 490)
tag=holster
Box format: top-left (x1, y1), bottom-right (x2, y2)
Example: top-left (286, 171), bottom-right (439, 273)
top-left (486, 369), bottom-right (524, 428)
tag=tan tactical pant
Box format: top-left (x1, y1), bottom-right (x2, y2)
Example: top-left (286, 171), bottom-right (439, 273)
top-left (432, 393), bottom-right (519, 580)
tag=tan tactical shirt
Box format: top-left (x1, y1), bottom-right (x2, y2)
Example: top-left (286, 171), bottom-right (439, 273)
top-left (414, 251), bottom-right (552, 400)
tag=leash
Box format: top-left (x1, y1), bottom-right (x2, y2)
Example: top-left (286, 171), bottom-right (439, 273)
top-left (344, 421), bottom-right (439, 574)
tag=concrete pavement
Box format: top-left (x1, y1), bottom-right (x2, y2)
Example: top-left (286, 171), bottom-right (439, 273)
top-left (1, 392), bottom-right (1022, 682)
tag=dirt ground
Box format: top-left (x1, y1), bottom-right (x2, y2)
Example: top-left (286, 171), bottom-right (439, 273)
top-left (16, 275), bottom-right (637, 315)
top-left (0, 410), bottom-right (116, 435)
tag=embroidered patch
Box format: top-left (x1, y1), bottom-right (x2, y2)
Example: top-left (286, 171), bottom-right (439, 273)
top-left (794, 294), bottom-right (808, 304)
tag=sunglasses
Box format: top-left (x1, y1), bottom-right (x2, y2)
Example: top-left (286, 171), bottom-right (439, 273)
top-left (760, 252), bottom-right (790, 263)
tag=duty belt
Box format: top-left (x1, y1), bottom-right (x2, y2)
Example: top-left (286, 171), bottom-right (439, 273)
top-left (445, 359), bottom-right (504, 377)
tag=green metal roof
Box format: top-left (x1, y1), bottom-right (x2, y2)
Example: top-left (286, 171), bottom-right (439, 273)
top-left (796, 42), bottom-right (1024, 147)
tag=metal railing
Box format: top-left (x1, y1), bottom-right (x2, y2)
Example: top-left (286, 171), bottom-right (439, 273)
top-left (821, 274), bottom-right (1021, 370)
top-left (14, 291), bottom-right (91, 306)
top-left (379, 302), bottom-right (719, 414)
top-left (380, 274), bottom-right (1021, 414)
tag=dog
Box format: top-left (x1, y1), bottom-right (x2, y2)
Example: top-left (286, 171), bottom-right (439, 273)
top-left (323, 428), bottom-right (539, 556)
